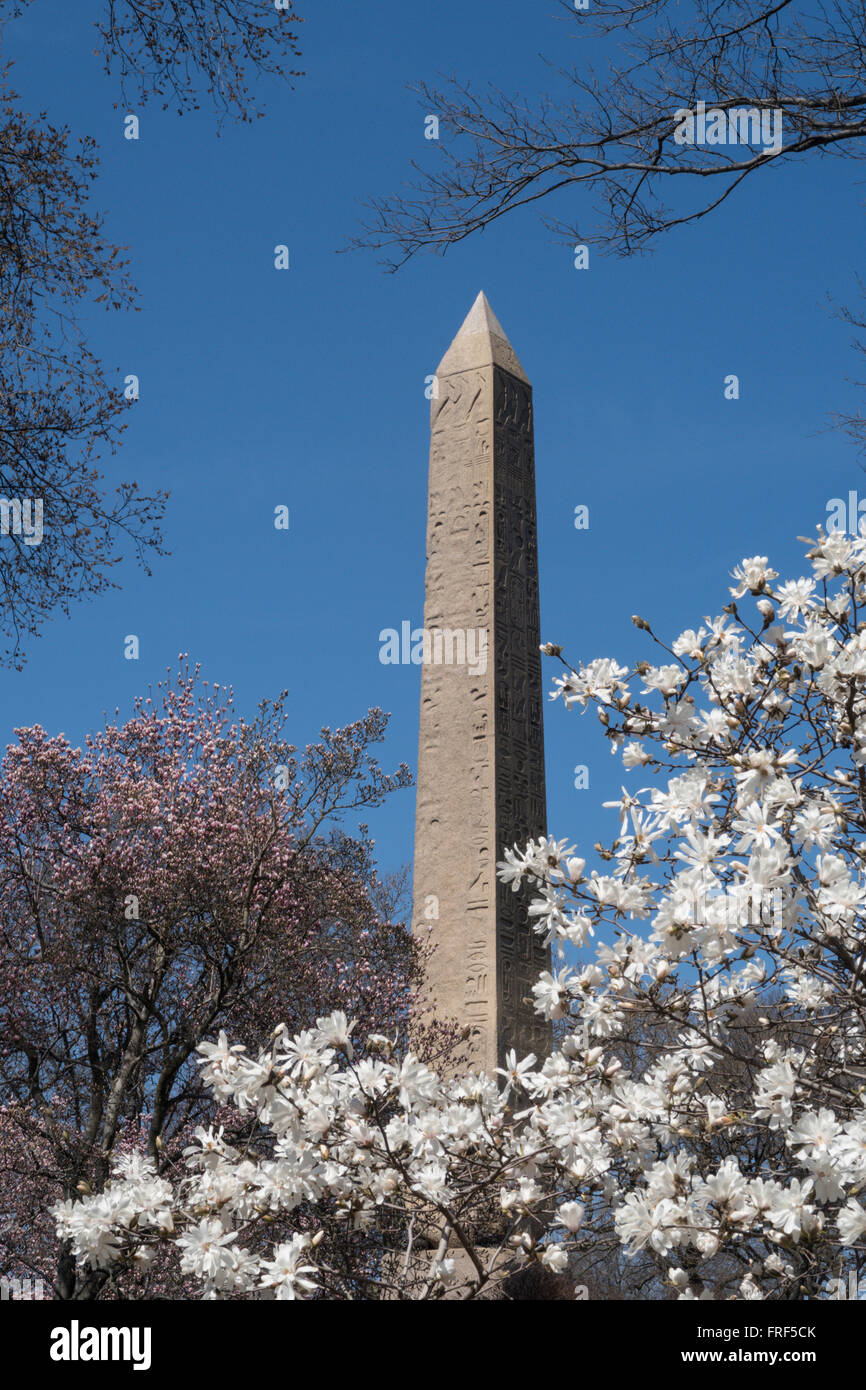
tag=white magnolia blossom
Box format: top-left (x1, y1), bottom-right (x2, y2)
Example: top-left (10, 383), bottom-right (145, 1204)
top-left (54, 530), bottom-right (866, 1300)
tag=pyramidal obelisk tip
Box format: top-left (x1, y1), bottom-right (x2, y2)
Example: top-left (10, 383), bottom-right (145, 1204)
top-left (436, 291), bottom-right (529, 383)
top-left (455, 291), bottom-right (507, 342)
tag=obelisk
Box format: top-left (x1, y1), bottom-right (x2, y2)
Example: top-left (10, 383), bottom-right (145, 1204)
top-left (412, 293), bottom-right (550, 1074)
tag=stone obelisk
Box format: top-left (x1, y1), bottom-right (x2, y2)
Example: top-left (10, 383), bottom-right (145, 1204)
top-left (412, 293), bottom-right (550, 1074)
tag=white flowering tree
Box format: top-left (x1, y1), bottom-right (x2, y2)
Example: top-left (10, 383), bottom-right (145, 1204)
top-left (54, 528), bottom-right (866, 1300)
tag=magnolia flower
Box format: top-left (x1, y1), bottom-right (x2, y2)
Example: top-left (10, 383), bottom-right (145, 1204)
top-left (497, 846), bottom-right (529, 891)
top-left (729, 556), bottom-right (778, 596)
top-left (531, 967), bottom-right (576, 1020)
top-left (788, 1109), bottom-right (840, 1155)
top-left (622, 741), bottom-right (652, 769)
top-left (775, 576), bottom-right (817, 619)
top-left (554, 1201), bottom-right (585, 1234)
top-left (672, 628), bottom-right (706, 658)
top-left (766, 1179), bottom-right (816, 1239)
top-left (176, 1220), bottom-right (239, 1280)
top-left (838, 1200), bottom-right (866, 1246)
top-left (541, 1244), bottom-right (569, 1274)
top-left (314, 1011), bottom-right (356, 1059)
top-left (496, 1049), bottom-right (538, 1096)
top-left (259, 1236), bottom-right (318, 1300)
top-left (732, 802), bottom-right (780, 853)
top-left (197, 1031), bottom-right (246, 1072)
top-left (641, 665), bottom-right (684, 698)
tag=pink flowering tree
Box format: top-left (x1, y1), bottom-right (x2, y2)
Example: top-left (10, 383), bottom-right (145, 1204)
top-left (0, 664), bottom-right (421, 1298)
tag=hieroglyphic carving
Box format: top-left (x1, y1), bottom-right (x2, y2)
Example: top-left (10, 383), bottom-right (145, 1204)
top-left (412, 297), bottom-right (550, 1074)
top-left (491, 366), bottom-right (549, 1062)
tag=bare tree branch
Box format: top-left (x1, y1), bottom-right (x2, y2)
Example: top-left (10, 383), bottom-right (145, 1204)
top-left (350, 0), bottom-right (866, 268)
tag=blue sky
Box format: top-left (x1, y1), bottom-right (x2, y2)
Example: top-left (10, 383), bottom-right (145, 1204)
top-left (2, 0), bottom-right (865, 889)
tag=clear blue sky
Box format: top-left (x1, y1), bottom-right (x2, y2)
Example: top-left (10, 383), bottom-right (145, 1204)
top-left (2, 1), bottom-right (864, 888)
